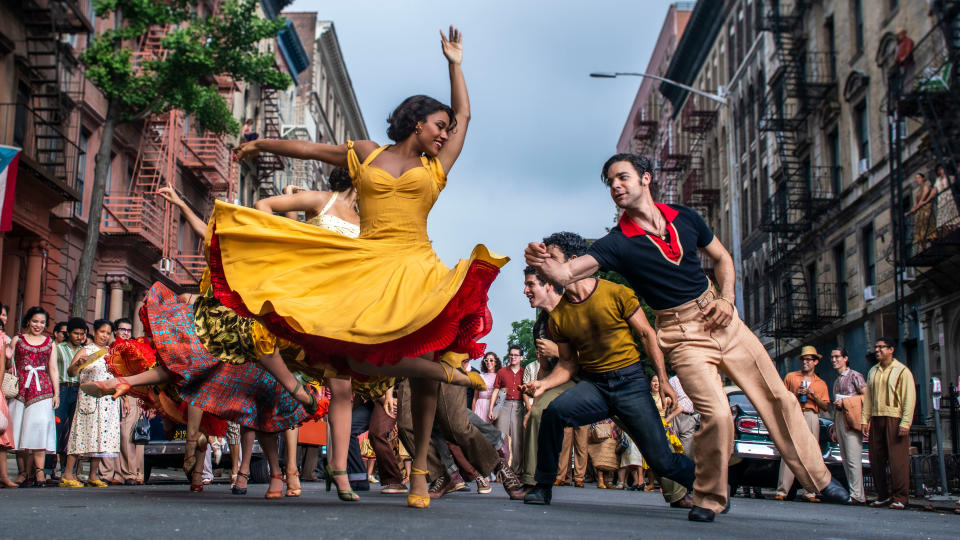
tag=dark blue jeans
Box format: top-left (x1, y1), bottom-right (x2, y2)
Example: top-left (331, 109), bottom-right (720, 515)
top-left (534, 363), bottom-right (695, 490)
top-left (46, 385), bottom-right (79, 472)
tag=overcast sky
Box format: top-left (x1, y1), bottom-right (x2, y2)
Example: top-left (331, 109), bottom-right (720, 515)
top-left (288, 0), bottom-right (673, 363)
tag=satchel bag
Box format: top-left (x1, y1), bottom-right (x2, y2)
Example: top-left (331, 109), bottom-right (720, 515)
top-left (841, 395), bottom-right (864, 433)
top-left (133, 413), bottom-right (151, 444)
top-left (589, 421), bottom-right (614, 444)
top-left (2, 363), bottom-right (18, 400)
top-left (133, 412), bottom-right (151, 444)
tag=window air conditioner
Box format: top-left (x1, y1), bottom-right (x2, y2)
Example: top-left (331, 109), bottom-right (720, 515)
top-left (159, 258), bottom-right (172, 273)
top-left (863, 285), bottom-right (876, 301)
top-left (858, 158), bottom-right (869, 175)
top-left (900, 268), bottom-right (916, 281)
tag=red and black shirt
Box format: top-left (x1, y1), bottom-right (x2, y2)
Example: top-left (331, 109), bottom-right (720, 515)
top-left (587, 203), bottom-right (714, 310)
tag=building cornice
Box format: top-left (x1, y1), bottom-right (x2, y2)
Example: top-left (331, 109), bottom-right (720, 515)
top-left (316, 21), bottom-right (368, 140)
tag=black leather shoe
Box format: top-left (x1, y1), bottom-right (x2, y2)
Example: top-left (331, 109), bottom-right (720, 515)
top-left (819, 478), bottom-right (851, 504)
top-left (523, 484), bottom-right (552, 505)
top-left (688, 505), bottom-right (716, 522)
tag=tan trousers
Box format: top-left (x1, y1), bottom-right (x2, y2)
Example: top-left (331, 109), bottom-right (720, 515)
top-left (834, 413), bottom-right (865, 502)
top-left (555, 425), bottom-right (588, 484)
top-left (654, 289), bottom-right (831, 514)
top-left (776, 410), bottom-right (820, 497)
top-left (101, 396), bottom-right (144, 482)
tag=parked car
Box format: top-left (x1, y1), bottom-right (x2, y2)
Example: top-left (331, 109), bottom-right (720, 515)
top-left (143, 416), bottom-right (266, 483)
top-left (725, 386), bottom-right (869, 498)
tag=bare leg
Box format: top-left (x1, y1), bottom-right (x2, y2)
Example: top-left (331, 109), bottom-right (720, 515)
top-left (230, 443), bottom-right (240, 478)
top-left (62, 454), bottom-right (79, 481)
top-left (31, 450), bottom-right (45, 484)
top-left (258, 432), bottom-right (284, 495)
top-left (183, 405), bottom-right (204, 475)
top-left (408, 377), bottom-right (440, 505)
top-left (347, 354), bottom-right (478, 388)
top-left (257, 351), bottom-right (314, 405)
top-left (235, 427), bottom-right (255, 492)
top-left (89, 458), bottom-right (101, 482)
top-left (15, 452), bottom-right (26, 483)
top-left (327, 377), bottom-right (353, 492)
top-left (0, 450), bottom-right (14, 487)
top-left (283, 428), bottom-right (300, 494)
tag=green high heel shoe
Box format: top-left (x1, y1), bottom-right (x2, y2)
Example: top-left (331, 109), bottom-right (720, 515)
top-left (294, 380), bottom-right (319, 415)
top-left (325, 465), bottom-right (359, 502)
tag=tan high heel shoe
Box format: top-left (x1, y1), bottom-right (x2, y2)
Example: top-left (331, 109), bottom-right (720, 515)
top-left (285, 470), bottom-right (301, 497)
top-left (265, 473), bottom-right (285, 499)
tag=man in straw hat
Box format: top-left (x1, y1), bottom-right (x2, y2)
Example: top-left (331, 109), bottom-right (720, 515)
top-left (773, 345), bottom-right (830, 502)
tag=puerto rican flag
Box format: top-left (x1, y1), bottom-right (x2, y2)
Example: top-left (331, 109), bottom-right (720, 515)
top-left (0, 145), bottom-right (20, 232)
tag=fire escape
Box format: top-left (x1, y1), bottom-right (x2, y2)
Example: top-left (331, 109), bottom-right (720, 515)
top-left (658, 126), bottom-right (689, 204)
top-left (680, 98), bottom-right (719, 221)
top-left (101, 25), bottom-right (235, 288)
top-left (631, 118), bottom-right (658, 158)
top-left (889, 1), bottom-right (960, 318)
top-left (21, 0), bottom-right (91, 201)
top-left (757, 1), bottom-right (842, 343)
top-left (256, 87), bottom-right (285, 197)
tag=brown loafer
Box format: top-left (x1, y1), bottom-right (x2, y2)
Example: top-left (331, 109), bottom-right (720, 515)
top-left (553, 479), bottom-right (569, 487)
top-left (574, 480), bottom-right (584, 488)
top-left (508, 486), bottom-right (532, 500)
top-left (670, 494), bottom-right (694, 508)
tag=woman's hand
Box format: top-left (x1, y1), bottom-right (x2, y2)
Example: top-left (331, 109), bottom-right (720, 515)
top-left (233, 140), bottom-right (261, 162)
top-left (52, 395), bottom-right (59, 409)
top-left (157, 185), bottom-right (183, 206)
top-left (440, 26), bottom-right (462, 65)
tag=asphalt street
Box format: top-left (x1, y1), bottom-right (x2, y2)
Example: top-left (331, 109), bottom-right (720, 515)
top-left (1, 478), bottom-right (957, 540)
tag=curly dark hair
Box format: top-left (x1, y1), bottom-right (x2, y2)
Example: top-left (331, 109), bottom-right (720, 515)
top-left (386, 95), bottom-right (457, 142)
top-left (92, 319), bottom-right (114, 333)
top-left (481, 352), bottom-right (501, 373)
top-left (600, 153), bottom-right (654, 186)
top-left (543, 231), bottom-right (588, 259)
top-left (21, 306), bottom-right (49, 329)
top-left (327, 167), bottom-right (353, 192)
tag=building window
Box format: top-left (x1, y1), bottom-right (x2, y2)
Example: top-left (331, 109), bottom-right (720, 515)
top-left (827, 127), bottom-right (841, 194)
top-left (854, 100), bottom-right (869, 167)
top-left (862, 223), bottom-right (876, 287)
top-left (751, 176), bottom-right (759, 229)
top-left (834, 242), bottom-right (846, 313)
top-left (852, 0), bottom-right (865, 53)
top-left (825, 16), bottom-right (837, 78)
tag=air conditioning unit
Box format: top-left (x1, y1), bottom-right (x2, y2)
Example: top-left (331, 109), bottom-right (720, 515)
top-left (159, 258), bottom-right (172, 273)
top-left (863, 285), bottom-right (877, 301)
top-left (900, 268), bottom-right (916, 281)
top-left (858, 158), bottom-right (869, 175)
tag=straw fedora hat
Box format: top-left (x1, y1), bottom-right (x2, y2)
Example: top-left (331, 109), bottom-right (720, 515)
top-left (800, 345), bottom-right (822, 359)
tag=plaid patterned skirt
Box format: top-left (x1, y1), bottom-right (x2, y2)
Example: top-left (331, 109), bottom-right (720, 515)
top-left (140, 282), bottom-right (308, 433)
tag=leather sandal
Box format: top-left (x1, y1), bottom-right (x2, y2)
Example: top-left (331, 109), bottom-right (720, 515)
top-left (264, 472), bottom-right (285, 499)
top-left (286, 470), bottom-right (302, 497)
top-left (407, 467), bottom-right (430, 509)
top-left (232, 472), bottom-right (249, 495)
top-left (325, 465), bottom-right (359, 501)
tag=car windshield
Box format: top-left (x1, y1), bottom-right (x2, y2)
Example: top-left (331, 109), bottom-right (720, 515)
top-left (728, 392), bottom-right (757, 413)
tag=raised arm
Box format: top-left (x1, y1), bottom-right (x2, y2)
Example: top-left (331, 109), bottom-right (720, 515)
top-left (525, 242), bottom-right (600, 287)
top-left (254, 190), bottom-right (331, 217)
top-left (436, 26), bottom-right (469, 174)
top-left (157, 186), bottom-right (207, 237)
top-left (233, 139), bottom-right (380, 168)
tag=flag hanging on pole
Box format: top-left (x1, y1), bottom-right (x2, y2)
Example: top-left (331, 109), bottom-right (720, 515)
top-left (0, 145), bottom-right (21, 232)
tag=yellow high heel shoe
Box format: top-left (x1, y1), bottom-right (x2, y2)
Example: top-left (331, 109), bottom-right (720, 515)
top-left (439, 363), bottom-right (487, 391)
top-left (407, 468), bottom-right (430, 509)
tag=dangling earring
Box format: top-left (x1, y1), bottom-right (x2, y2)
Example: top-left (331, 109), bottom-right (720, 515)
top-left (415, 123), bottom-right (422, 135)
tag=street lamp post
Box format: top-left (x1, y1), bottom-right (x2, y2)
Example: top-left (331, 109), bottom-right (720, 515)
top-left (590, 71), bottom-right (744, 315)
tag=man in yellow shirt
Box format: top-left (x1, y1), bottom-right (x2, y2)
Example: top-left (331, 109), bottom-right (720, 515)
top-left (862, 337), bottom-right (916, 510)
top-left (520, 232), bottom-right (694, 508)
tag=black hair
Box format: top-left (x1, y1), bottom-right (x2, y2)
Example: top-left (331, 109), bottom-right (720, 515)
top-left (507, 343), bottom-right (523, 356)
top-left (328, 167), bottom-right (353, 193)
top-left (600, 153), bottom-right (654, 186)
top-left (386, 95), bottom-right (457, 142)
top-left (543, 231), bottom-right (588, 259)
top-left (21, 306), bottom-right (49, 329)
top-left (113, 317), bottom-right (133, 329)
top-left (54, 321), bottom-right (67, 332)
top-left (523, 265), bottom-right (564, 295)
top-left (482, 352), bottom-right (501, 373)
top-left (66, 317), bottom-right (88, 333)
top-left (832, 347), bottom-right (849, 359)
top-left (876, 336), bottom-right (896, 350)
top-left (92, 319), bottom-right (113, 333)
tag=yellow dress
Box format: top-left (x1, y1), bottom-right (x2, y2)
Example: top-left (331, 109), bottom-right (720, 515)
top-left (205, 141), bottom-right (508, 373)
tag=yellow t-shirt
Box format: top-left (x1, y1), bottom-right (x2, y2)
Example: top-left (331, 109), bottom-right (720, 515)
top-left (548, 279), bottom-right (642, 373)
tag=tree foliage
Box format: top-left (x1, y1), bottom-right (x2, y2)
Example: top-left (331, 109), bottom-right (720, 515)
top-left (81, 0), bottom-right (290, 135)
top-left (507, 318), bottom-right (537, 366)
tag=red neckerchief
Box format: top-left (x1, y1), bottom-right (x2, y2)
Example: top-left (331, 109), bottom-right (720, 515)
top-left (618, 203), bottom-right (682, 263)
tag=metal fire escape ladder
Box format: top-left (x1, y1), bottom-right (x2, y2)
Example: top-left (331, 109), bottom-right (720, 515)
top-left (22, 0), bottom-right (89, 200)
top-left (257, 87), bottom-right (285, 197)
top-left (758, 0), bottom-right (842, 345)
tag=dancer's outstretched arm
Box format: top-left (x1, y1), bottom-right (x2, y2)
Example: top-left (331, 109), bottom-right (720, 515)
top-left (254, 189), bottom-right (332, 217)
top-left (158, 186), bottom-right (207, 237)
top-left (233, 139), bottom-right (379, 167)
top-left (437, 26), bottom-right (469, 174)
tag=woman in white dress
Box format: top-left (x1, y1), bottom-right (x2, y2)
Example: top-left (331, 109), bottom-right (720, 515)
top-left (62, 319), bottom-right (119, 487)
top-left (935, 165), bottom-right (959, 234)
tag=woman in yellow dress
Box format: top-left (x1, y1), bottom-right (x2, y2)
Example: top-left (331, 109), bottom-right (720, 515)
top-left (213, 26), bottom-right (507, 508)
